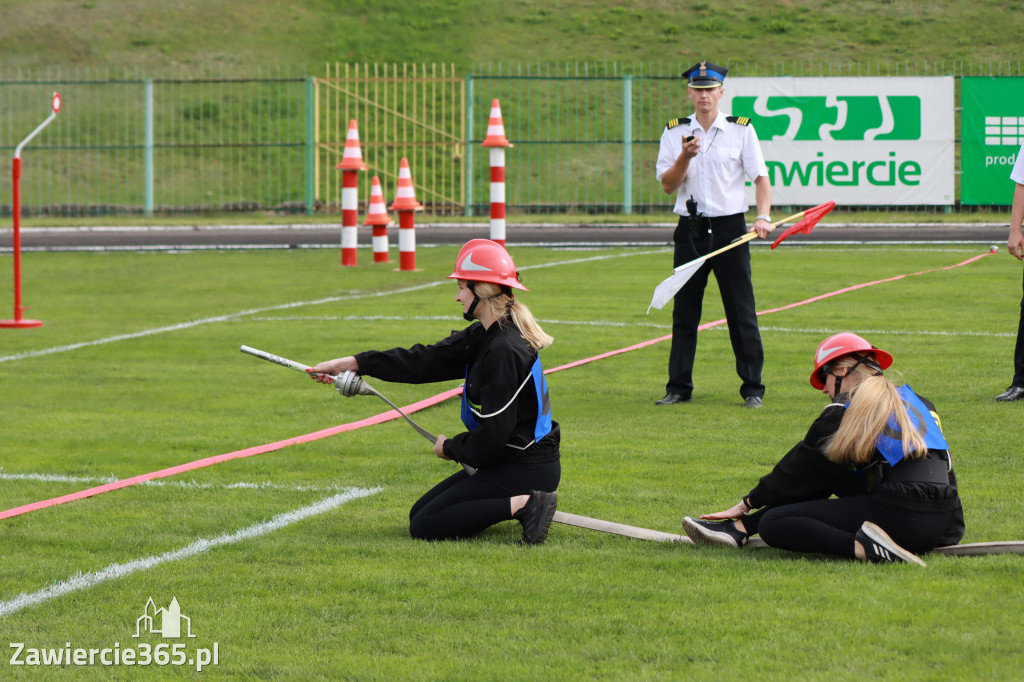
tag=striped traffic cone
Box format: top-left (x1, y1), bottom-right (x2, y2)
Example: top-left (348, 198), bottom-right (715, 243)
top-left (364, 175), bottom-right (393, 263)
top-left (336, 119), bottom-right (369, 171)
top-left (481, 99), bottom-right (512, 246)
top-left (390, 158), bottom-right (423, 272)
top-left (481, 99), bottom-right (512, 149)
top-left (335, 119), bottom-right (368, 266)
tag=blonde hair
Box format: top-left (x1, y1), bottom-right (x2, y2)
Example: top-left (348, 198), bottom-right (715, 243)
top-left (472, 282), bottom-right (553, 351)
top-left (823, 354), bottom-right (926, 466)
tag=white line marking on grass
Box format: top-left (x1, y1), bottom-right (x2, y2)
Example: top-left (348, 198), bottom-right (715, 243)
top-left (0, 486), bottom-right (381, 618)
top-left (250, 314), bottom-right (674, 329)
top-left (747, 325), bottom-right (1018, 339)
top-left (0, 287), bottom-right (444, 364)
top-left (0, 471), bottom-right (363, 493)
top-left (0, 250), bottom-right (660, 364)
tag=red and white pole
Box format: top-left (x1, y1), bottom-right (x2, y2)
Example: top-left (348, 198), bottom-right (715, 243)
top-left (2, 92), bottom-right (61, 329)
top-left (335, 120), bottom-right (368, 267)
top-left (481, 99), bottom-right (512, 247)
top-left (389, 157), bottom-right (423, 271)
top-left (364, 175), bottom-right (393, 263)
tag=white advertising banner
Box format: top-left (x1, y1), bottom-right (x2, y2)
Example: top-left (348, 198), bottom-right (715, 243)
top-left (721, 77), bottom-right (954, 206)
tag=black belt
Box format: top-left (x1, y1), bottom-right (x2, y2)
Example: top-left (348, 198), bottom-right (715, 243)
top-left (882, 456), bottom-right (950, 485)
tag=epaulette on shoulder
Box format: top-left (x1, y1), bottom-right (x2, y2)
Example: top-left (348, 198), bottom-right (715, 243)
top-left (727, 115), bottom-right (751, 126)
top-left (666, 116), bottom-right (691, 129)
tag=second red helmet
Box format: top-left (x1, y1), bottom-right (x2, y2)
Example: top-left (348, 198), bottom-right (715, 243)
top-left (810, 332), bottom-right (893, 389)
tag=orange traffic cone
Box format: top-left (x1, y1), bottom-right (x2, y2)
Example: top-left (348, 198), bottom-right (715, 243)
top-left (481, 99), bottom-right (513, 148)
top-left (390, 157), bottom-right (423, 212)
top-left (336, 119), bottom-right (369, 171)
top-left (364, 175), bottom-right (393, 263)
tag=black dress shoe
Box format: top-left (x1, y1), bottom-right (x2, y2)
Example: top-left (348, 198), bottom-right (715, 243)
top-left (995, 385), bottom-right (1024, 402)
top-left (655, 393), bottom-right (690, 405)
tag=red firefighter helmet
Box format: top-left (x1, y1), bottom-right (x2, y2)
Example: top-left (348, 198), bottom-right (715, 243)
top-left (810, 332), bottom-right (893, 389)
top-left (446, 239), bottom-right (528, 291)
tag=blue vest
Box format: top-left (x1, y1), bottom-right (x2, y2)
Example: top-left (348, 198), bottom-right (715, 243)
top-left (874, 385), bottom-right (949, 466)
top-left (460, 355), bottom-right (553, 445)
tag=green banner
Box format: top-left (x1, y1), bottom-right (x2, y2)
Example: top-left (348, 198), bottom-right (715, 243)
top-left (962, 77), bottom-right (1024, 205)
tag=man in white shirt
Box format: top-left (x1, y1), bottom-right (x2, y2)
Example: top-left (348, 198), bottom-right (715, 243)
top-left (655, 60), bottom-right (773, 408)
top-left (996, 145), bottom-right (1024, 402)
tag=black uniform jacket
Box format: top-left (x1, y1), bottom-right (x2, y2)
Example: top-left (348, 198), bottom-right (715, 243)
top-left (745, 394), bottom-right (964, 546)
top-left (354, 320), bottom-right (560, 470)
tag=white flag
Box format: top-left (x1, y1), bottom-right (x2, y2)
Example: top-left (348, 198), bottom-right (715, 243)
top-left (647, 257), bottom-right (706, 313)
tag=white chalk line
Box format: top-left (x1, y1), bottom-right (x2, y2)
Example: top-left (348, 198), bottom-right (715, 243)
top-left (0, 286), bottom-right (443, 364)
top-left (0, 470), bottom-right (363, 493)
top-left (753, 325), bottom-right (1018, 339)
top-left (0, 486), bottom-right (382, 618)
top-left (0, 249), bottom-right (660, 365)
top-left (244, 315), bottom-right (1016, 339)
top-left (250, 314), bottom-right (675, 329)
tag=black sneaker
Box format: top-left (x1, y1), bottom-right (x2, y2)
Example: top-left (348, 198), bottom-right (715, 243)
top-left (855, 521), bottom-right (926, 566)
top-left (514, 490), bottom-right (558, 545)
top-left (682, 517), bottom-right (748, 548)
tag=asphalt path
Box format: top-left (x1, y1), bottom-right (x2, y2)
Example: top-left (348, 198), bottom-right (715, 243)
top-left (0, 221), bottom-right (1012, 251)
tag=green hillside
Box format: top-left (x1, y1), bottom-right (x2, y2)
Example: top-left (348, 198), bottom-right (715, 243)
top-left (2, 0), bottom-right (1023, 75)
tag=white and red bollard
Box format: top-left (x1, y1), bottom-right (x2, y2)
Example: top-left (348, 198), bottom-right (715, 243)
top-left (335, 119), bottom-right (368, 267)
top-left (389, 157), bottom-right (423, 271)
top-left (364, 175), bottom-right (393, 263)
top-left (481, 99), bottom-right (512, 247)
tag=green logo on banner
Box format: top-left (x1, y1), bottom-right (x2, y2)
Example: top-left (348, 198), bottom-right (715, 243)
top-left (732, 96), bottom-right (921, 141)
top-left (961, 78), bottom-right (1024, 205)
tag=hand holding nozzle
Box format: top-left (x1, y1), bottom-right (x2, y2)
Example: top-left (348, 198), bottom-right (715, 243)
top-left (309, 356), bottom-right (359, 383)
top-left (242, 345), bottom-right (476, 475)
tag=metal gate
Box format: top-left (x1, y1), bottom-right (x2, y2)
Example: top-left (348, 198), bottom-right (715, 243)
top-left (315, 63), bottom-right (464, 216)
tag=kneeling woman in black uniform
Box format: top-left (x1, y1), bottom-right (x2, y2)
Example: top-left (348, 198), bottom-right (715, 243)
top-left (683, 333), bottom-right (964, 565)
top-left (311, 239), bottom-right (560, 545)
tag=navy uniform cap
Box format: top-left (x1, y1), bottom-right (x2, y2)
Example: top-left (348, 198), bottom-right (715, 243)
top-left (681, 60), bottom-right (727, 88)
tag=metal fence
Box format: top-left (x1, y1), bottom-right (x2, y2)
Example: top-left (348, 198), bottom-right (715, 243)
top-left (466, 63), bottom-right (679, 215)
top-left (315, 63), bottom-right (464, 216)
top-left (2, 62), bottom-right (1023, 218)
top-left (0, 66), bottom-right (309, 217)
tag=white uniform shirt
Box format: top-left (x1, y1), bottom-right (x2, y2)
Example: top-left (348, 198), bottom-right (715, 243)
top-left (656, 110), bottom-right (769, 218)
top-left (1011, 144), bottom-right (1024, 184)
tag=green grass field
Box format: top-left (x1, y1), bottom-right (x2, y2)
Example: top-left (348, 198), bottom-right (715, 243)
top-left (1, 241), bottom-right (1023, 679)
top-left (3, 0), bottom-right (1022, 72)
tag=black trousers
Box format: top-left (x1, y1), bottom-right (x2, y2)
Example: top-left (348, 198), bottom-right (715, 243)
top-left (408, 458), bottom-right (560, 541)
top-left (743, 496), bottom-right (954, 558)
top-left (667, 213), bottom-right (764, 399)
top-left (1013, 268), bottom-right (1024, 387)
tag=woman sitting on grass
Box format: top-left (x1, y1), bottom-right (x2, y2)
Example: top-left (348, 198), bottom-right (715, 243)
top-left (311, 239), bottom-right (560, 545)
top-left (683, 332), bottom-right (964, 565)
